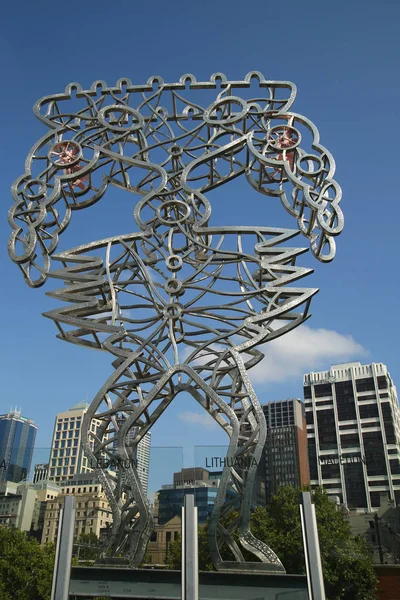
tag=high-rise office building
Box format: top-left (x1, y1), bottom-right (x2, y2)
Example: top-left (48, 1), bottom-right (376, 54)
top-left (48, 401), bottom-right (101, 483)
top-left (262, 399), bottom-right (310, 502)
top-left (156, 468), bottom-right (220, 525)
top-left (304, 362), bottom-right (400, 511)
top-left (0, 409), bottom-right (38, 483)
top-left (136, 431), bottom-right (151, 497)
top-left (49, 403), bottom-right (151, 493)
top-left (111, 419), bottom-right (151, 496)
top-left (33, 463), bottom-right (49, 484)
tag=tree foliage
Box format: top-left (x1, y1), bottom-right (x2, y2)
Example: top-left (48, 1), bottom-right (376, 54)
top-left (167, 486), bottom-right (378, 600)
top-left (0, 527), bottom-right (55, 600)
top-left (73, 532), bottom-right (100, 562)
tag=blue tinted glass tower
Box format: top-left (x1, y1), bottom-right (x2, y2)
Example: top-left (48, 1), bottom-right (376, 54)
top-left (0, 409), bottom-right (38, 483)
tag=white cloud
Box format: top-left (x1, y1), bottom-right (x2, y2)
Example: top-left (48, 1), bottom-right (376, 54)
top-left (250, 324), bottom-right (368, 384)
top-left (178, 411), bottom-right (219, 429)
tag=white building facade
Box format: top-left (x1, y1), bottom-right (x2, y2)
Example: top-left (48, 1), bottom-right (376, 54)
top-left (304, 362), bottom-right (400, 511)
top-left (136, 431), bottom-right (151, 497)
top-left (48, 401), bottom-right (101, 483)
top-left (49, 402), bottom-right (151, 496)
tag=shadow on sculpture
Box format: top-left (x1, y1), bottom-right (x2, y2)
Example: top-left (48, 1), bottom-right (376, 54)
top-left (8, 72), bottom-right (343, 572)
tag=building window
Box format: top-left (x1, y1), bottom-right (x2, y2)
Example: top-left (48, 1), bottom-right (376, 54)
top-left (356, 378), bottom-right (375, 393)
top-left (314, 384), bottom-right (332, 398)
top-left (377, 376), bottom-right (387, 390)
top-left (359, 404), bottom-right (379, 419)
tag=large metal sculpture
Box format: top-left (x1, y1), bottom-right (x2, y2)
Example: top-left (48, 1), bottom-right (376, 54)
top-left (8, 72), bottom-right (343, 572)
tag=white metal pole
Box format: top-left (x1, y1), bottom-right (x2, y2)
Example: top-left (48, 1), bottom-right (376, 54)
top-left (299, 492), bottom-right (326, 600)
top-left (52, 495), bottom-right (76, 600)
top-left (181, 494), bottom-right (199, 600)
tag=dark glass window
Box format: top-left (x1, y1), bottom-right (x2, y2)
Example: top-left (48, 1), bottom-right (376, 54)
top-left (335, 381), bottom-right (356, 421)
top-left (314, 384), bottom-right (332, 398)
top-left (390, 460), bottom-right (400, 475)
top-left (363, 431), bottom-right (387, 476)
top-left (356, 378), bottom-right (375, 392)
top-left (369, 480), bottom-right (388, 486)
top-left (308, 444), bottom-right (318, 480)
top-left (385, 423), bottom-right (396, 444)
top-left (370, 491), bottom-right (389, 507)
top-left (377, 376), bottom-right (388, 390)
top-left (343, 462), bottom-right (367, 508)
top-left (317, 409), bottom-right (336, 450)
top-left (321, 461), bottom-right (340, 479)
top-left (306, 411), bottom-right (314, 425)
top-left (381, 404), bottom-right (396, 443)
top-left (340, 433), bottom-right (360, 448)
top-left (359, 404), bottom-right (379, 419)
top-left (304, 386), bottom-right (312, 399)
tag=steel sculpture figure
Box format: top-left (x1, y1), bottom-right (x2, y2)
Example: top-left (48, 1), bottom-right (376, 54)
top-left (8, 72), bottom-right (343, 572)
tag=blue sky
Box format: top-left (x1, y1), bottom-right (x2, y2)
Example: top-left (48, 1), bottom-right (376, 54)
top-left (1, 0), bottom-right (400, 495)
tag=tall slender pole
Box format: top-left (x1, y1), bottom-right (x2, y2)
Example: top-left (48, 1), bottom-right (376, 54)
top-left (299, 492), bottom-right (326, 600)
top-left (51, 495), bottom-right (76, 600)
top-left (181, 494), bottom-right (199, 600)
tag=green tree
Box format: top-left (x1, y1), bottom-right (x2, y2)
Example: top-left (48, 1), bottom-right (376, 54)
top-left (167, 486), bottom-right (377, 600)
top-left (73, 532), bottom-right (100, 562)
top-left (167, 526), bottom-right (215, 571)
top-left (0, 527), bottom-right (55, 600)
top-left (254, 486), bottom-right (377, 599)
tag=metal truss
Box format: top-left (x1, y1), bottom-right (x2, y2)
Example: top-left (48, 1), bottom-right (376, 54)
top-left (8, 72), bottom-right (343, 572)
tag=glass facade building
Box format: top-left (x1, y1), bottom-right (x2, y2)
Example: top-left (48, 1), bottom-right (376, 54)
top-left (304, 362), bottom-right (400, 510)
top-left (262, 398), bottom-right (310, 502)
top-left (0, 410), bottom-right (38, 483)
top-left (157, 486), bottom-right (218, 525)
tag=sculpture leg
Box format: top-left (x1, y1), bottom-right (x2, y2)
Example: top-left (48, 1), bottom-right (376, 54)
top-left (81, 353), bottom-right (158, 566)
top-left (207, 349), bottom-right (285, 572)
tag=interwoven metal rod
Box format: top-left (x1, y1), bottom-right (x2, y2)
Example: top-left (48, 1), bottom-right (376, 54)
top-left (8, 72), bottom-right (343, 572)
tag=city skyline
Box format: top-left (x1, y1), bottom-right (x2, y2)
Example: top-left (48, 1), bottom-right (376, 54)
top-left (14, 358), bottom-right (399, 506)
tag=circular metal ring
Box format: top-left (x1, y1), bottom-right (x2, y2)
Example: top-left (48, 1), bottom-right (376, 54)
top-left (163, 303), bottom-right (183, 320)
top-left (22, 179), bottom-right (47, 200)
top-left (156, 200), bottom-right (191, 225)
top-left (166, 255), bottom-right (182, 272)
top-left (98, 105), bottom-right (144, 133)
top-left (170, 145), bottom-right (183, 157)
top-left (164, 278), bottom-right (183, 295)
top-left (48, 141), bottom-right (82, 168)
top-left (204, 96), bottom-right (248, 126)
top-left (267, 125), bottom-right (301, 151)
top-left (296, 154), bottom-right (324, 177)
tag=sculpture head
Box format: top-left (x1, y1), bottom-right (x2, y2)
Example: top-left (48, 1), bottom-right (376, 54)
top-left (8, 72), bottom-right (343, 286)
